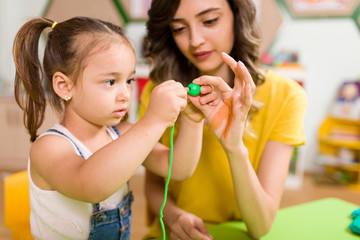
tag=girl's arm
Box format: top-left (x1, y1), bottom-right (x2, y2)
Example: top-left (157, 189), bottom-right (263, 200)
top-left (30, 80), bottom-right (188, 203)
top-left (143, 79), bottom-right (219, 180)
top-left (143, 112), bottom-right (204, 180)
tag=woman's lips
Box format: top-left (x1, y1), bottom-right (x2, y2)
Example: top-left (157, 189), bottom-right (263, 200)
top-left (193, 51), bottom-right (212, 61)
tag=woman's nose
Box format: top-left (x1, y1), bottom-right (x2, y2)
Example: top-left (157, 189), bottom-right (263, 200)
top-left (189, 26), bottom-right (205, 47)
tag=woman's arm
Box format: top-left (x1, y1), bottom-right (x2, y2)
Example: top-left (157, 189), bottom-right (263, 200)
top-left (145, 170), bottom-right (212, 240)
top-left (226, 140), bottom-right (293, 238)
top-left (192, 53), bottom-right (291, 238)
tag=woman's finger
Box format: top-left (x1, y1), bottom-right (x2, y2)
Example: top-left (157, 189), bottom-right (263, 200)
top-left (170, 225), bottom-right (188, 240)
top-left (242, 83), bottom-right (253, 112)
top-left (200, 84), bottom-right (215, 95)
top-left (235, 61), bottom-right (256, 92)
top-left (198, 91), bottom-right (218, 105)
top-left (193, 75), bottom-right (231, 93)
top-left (221, 52), bottom-right (255, 92)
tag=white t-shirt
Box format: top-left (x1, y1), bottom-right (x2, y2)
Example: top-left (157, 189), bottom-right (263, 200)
top-left (28, 124), bottom-right (129, 240)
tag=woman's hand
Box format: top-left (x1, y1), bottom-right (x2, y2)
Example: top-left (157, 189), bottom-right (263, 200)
top-left (182, 99), bottom-right (205, 123)
top-left (189, 52), bottom-right (255, 152)
top-left (182, 84), bottom-right (218, 123)
top-left (167, 211), bottom-right (212, 240)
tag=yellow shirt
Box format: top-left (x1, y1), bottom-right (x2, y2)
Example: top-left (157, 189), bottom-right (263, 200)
top-left (138, 70), bottom-right (307, 239)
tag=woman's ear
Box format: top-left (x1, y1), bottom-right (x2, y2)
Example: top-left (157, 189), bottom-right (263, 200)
top-left (53, 72), bottom-right (73, 102)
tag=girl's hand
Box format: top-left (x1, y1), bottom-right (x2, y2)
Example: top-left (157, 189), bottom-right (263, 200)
top-left (145, 80), bottom-right (188, 128)
top-left (190, 53), bottom-right (255, 152)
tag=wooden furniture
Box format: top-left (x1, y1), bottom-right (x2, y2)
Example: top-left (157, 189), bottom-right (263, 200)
top-left (0, 97), bottom-right (58, 172)
top-left (318, 116), bottom-right (360, 190)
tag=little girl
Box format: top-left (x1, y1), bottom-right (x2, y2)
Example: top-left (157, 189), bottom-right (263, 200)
top-left (13, 17), bottom-right (215, 239)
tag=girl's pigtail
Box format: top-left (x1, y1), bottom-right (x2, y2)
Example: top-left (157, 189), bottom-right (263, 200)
top-left (13, 18), bottom-right (53, 142)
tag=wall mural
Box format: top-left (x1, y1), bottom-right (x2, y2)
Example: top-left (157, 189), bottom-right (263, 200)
top-left (41, 0), bottom-right (360, 54)
top-left (276, 0), bottom-right (360, 32)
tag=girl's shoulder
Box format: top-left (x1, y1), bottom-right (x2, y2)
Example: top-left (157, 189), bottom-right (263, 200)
top-left (30, 124), bottom-right (81, 160)
top-left (29, 126), bottom-right (82, 188)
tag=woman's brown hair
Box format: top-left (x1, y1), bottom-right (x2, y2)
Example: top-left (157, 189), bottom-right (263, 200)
top-left (13, 17), bottom-right (130, 142)
top-left (144, 0), bottom-right (264, 125)
top-left (144, 0), bottom-right (264, 87)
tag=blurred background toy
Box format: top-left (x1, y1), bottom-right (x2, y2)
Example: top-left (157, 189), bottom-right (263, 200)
top-left (330, 81), bottom-right (360, 120)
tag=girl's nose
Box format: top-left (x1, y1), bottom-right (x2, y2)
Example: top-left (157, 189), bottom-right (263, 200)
top-left (116, 83), bottom-right (131, 102)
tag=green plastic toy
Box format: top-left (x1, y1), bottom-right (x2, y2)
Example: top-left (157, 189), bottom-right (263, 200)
top-left (188, 83), bottom-right (201, 96)
top-left (350, 208), bottom-right (360, 234)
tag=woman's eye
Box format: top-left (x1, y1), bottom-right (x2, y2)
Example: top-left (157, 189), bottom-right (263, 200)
top-left (126, 78), bottom-right (135, 85)
top-left (171, 26), bottom-right (185, 33)
top-left (204, 17), bottom-right (219, 25)
top-left (105, 79), bottom-right (116, 86)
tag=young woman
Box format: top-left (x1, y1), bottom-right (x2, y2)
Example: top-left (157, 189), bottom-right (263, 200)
top-left (138, 0), bottom-right (307, 239)
top-left (13, 16), bottom-right (217, 239)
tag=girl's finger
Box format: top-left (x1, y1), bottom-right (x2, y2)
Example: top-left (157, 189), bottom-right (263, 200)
top-left (159, 79), bottom-right (176, 87)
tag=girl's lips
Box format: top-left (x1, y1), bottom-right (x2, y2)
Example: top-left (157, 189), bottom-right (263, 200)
top-left (113, 109), bottom-right (127, 118)
top-left (193, 51), bottom-right (212, 61)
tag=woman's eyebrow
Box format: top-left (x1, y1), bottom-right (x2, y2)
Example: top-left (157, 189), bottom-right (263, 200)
top-left (171, 7), bottom-right (221, 22)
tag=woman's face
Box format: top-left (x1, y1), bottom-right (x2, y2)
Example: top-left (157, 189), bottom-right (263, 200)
top-left (170, 0), bottom-right (234, 76)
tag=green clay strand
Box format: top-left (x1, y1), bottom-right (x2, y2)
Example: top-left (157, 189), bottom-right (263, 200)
top-left (188, 83), bottom-right (201, 96)
top-left (159, 124), bottom-right (175, 240)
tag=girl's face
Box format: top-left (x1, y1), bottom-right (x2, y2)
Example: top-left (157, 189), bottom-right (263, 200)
top-left (170, 0), bottom-right (234, 77)
top-left (70, 42), bottom-right (136, 127)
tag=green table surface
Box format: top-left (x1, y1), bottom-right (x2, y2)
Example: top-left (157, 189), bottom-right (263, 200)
top-left (154, 198), bottom-right (360, 240)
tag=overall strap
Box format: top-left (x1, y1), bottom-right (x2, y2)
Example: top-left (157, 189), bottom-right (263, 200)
top-left (111, 126), bottom-right (120, 137)
top-left (47, 129), bottom-right (85, 158)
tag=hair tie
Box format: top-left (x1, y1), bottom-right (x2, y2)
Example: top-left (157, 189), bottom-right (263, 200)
top-left (51, 21), bottom-right (57, 29)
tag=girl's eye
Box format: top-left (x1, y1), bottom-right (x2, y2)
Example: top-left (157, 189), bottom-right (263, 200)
top-left (105, 79), bottom-right (116, 86)
top-left (126, 78), bottom-right (135, 85)
top-left (204, 17), bottom-right (219, 25)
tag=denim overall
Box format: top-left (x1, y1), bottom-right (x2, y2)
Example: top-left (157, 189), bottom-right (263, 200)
top-left (88, 192), bottom-right (133, 240)
top-left (48, 127), bottom-right (134, 240)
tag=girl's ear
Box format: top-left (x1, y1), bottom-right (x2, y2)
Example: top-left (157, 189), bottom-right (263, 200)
top-left (53, 72), bottom-right (73, 101)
